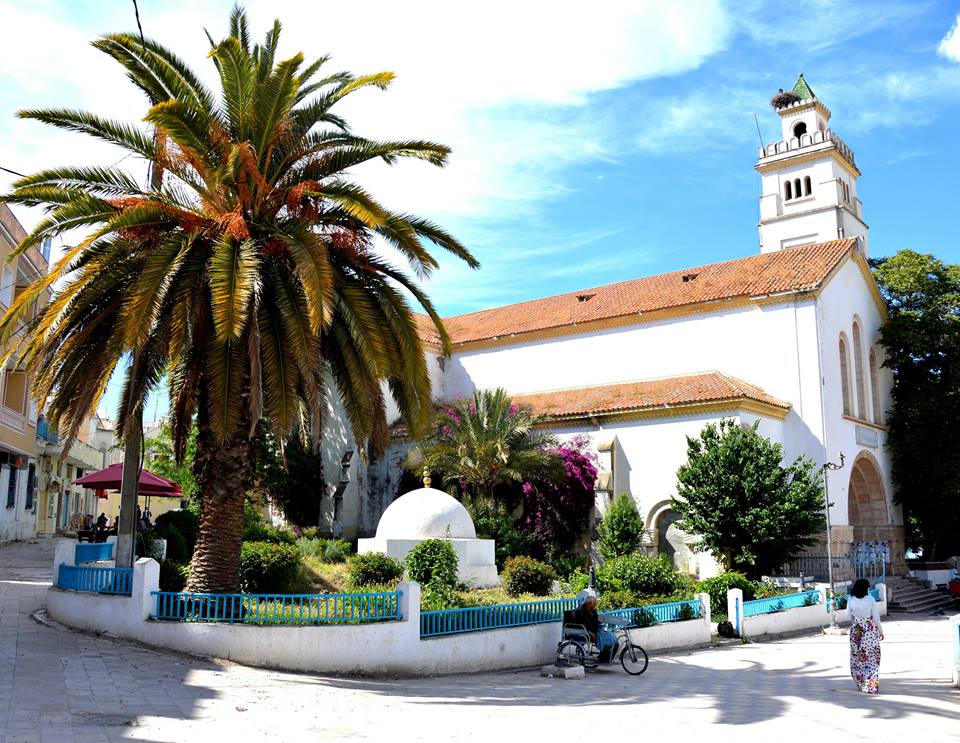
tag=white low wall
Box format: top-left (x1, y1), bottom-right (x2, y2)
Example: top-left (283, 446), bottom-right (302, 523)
top-left (952, 615), bottom-right (960, 689)
top-left (726, 585), bottom-right (887, 640)
top-left (46, 549), bottom-right (713, 676)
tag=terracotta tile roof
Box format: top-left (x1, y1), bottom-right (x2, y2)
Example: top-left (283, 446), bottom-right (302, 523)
top-left (510, 372), bottom-right (790, 420)
top-left (417, 239), bottom-right (856, 346)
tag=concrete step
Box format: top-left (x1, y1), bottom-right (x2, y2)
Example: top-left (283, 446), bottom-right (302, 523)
top-left (888, 594), bottom-right (956, 613)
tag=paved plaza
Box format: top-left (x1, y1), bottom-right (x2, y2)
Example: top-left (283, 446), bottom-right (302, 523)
top-left (0, 539), bottom-right (957, 742)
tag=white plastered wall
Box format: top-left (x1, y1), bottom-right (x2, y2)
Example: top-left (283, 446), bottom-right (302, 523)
top-left (814, 254), bottom-right (897, 528)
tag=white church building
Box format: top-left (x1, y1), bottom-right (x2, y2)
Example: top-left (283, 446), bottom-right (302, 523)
top-left (326, 75), bottom-right (904, 577)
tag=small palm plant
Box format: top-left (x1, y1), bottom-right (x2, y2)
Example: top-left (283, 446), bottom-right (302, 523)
top-left (0, 7), bottom-right (477, 592)
top-left (416, 388), bottom-right (560, 502)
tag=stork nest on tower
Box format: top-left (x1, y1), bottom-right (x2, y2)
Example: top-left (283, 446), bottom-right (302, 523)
top-left (770, 90), bottom-right (801, 109)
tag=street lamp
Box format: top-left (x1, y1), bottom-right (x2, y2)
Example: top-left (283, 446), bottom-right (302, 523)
top-left (822, 452), bottom-right (846, 627)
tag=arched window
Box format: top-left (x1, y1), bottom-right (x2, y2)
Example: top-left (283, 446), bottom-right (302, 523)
top-left (794, 178), bottom-right (802, 199)
top-left (839, 335), bottom-right (852, 416)
top-left (793, 121), bottom-right (808, 138)
top-left (785, 180), bottom-right (793, 200)
top-left (852, 321), bottom-right (867, 420)
top-left (804, 176), bottom-right (812, 196)
top-left (869, 348), bottom-right (882, 425)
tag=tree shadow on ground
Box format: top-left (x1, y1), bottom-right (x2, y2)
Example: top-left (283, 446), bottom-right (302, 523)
top-left (298, 642), bottom-right (959, 727)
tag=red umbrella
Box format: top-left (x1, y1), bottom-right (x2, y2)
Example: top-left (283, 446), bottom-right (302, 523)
top-left (73, 463), bottom-right (183, 497)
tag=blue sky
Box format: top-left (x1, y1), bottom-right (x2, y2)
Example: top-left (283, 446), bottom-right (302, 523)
top-left (1, 0), bottom-right (960, 418)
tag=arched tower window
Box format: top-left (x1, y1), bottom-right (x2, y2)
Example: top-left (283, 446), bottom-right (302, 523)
top-left (869, 348), bottom-right (882, 425)
top-left (852, 321), bottom-right (867, 420)
top-left (839, 335), bottom-right (852, 416)
top-left (794, 178), bottom-right (802, 199)
top-left (785, 181), bottom-right (793, 200)
top-left (804, 176), bottom-right (812, 196)
top-left (793, 121), bottom-right (807, 138)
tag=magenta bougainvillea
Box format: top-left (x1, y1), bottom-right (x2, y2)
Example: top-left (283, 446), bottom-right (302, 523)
top-left (520, 436), bottom-right (598, 560)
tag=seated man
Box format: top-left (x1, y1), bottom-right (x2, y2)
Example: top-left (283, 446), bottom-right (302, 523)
top-left (567, 589), bottom-right (616, 662)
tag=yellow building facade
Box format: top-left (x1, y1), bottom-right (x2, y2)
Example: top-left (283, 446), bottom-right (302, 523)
top-left (0, 205), bottom-right (49, 544)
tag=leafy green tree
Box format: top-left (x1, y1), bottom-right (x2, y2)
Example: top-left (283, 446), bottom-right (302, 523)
top-left (145, 422), bottom-right (199, 508)
top-left (872, 250), bottom-right (960, 558)
top-left (672, 419), bottom-right (825, 579)
top-left (256, 431), bottom-right (327, 528)
top-left (597, 492), bottom-right (643, 558)
top-left (414, 389), bottom-right (560, 502)
top-left (0, 8), bottom-right (476, 592)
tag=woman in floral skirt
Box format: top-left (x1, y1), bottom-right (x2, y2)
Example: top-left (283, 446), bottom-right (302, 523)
top-left (847, 578), bottom-right (884, 694)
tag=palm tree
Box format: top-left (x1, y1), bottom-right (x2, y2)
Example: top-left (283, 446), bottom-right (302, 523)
top-left (0, 7), bottom-right (477, 592)
top-left (417, 388), bottom-right (560, 502)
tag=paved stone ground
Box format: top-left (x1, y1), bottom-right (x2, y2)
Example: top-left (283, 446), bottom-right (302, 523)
top-left (1, 539), bottom-right (957, 742)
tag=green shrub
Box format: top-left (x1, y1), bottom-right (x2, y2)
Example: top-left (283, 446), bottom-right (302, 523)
top-left (803, 592), bottom-right (817, 607)
top-left (550, 554), bottom-right (584, 579)
top-left (300, 526), bottom-right (319, 539)
top-left (697, 571), bottom-right (758, 616)
top-left (563, 568), bottom-right (590, 595)
top-left (295, 537), bottom-right (327, 557)
top-left (420, 581), bottom-right (464, 611)
top-left (323, 539), bottom-right (351, 564)
top-left (243, 522), bottom-right (296, 545)
top-left (501, 556), bottom-right (556, 597)
top-left (239, 541), bottom-right (302, 593)
top-left (596, 553), bottom-right (684, 597)
top-left (677, 601), bottom-right (696, 621)
top-left (347, 552), bottom-right (404, 590)
top-left (636, 607), bottom-right (657, 627)
top-left (154, 526), bottom-right (190, 563)
top-left (597, 493), bottom-right (643, 559)
top-left (153, 510), bottom-right (200, 562)
top-left (753, 580), bottom-right (784, 599)
top-left (159, 560), bottom-right (189, 592)
top-left (469, 501), bottom-right (538, 570)
top-left (406, 539), bottom-right (459, 589)
top-left (597, 589), bottom-right (638, 611)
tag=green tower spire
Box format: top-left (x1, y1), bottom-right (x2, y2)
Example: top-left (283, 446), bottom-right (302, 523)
top-left (791, 73), bottom-right (815, 101)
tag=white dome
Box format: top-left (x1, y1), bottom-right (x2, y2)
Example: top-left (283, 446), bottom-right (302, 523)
top-left (375, 487), bottom-right (477, 540)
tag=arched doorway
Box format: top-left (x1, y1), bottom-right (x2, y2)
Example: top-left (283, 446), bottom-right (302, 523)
top-left (847, 452), bottom-right (888, 527)
top-left (649, 502), bottom-right (695, 573)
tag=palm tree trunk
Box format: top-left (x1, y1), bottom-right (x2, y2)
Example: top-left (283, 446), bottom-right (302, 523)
top-left (186, 381), bottom-right (256, 594)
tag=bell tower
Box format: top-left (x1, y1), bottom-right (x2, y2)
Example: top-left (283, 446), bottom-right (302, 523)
top-left (756, 74), bottom-right (868, 254)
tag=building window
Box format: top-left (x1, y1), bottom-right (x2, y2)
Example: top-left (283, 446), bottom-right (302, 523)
top-left (785, 180), bottom-right (793, 200)
top-left (2, 370), bottom-right (27, 414)
top-left (852, 321), bottom-right (867, 420)
top-left (794, 178), bottom-right (802, 199)
top-left (869, 348), bottom-right (882, 425)
top-left (804, 176), bottom-right (812, 196)
top-left (793, 121), bottom-right (808, 138)
top-left (0, 266), bottom-right (13, 308)
top-left (6, 466), bottom-right (16, 509)
top-left (25, 463), bottom-right (35, 511)
top-left (839, 335), bottom-right (852, 416)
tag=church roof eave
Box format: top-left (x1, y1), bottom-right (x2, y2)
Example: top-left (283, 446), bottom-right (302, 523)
top-left (414, 238), bottom-right (858, 349)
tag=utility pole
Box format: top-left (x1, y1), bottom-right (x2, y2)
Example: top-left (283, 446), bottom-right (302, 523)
top-left (116, 20), bottom-right (161, 564)
top-left (822, 452), bottom-right (846, 627)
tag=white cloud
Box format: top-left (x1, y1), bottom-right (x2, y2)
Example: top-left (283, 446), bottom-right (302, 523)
top-left (0, 0), bottom-right (735, 230)
top-left (939, 12), bottom-right (960, 62)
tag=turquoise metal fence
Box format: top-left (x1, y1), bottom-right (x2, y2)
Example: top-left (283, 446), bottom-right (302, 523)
top-left (743, 590), bottom-right (820, 617)
top-left (828, 586), bottom-right (882, 610)
top-left (601, 599), bottom-right (702, 626)
top-left (58, 563), bottom-right (133, 595)
top-left (420, 597), bottom-right (578, 638)
top-left (75, 542), bottom-right (113, 564)
top-left (152, 590), bottom-right (402, 624)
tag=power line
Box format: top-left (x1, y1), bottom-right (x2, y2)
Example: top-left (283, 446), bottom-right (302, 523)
top-left (0, 165), bottom-right (27, 178)
top-left (132, 0), bottom-right (146, 44)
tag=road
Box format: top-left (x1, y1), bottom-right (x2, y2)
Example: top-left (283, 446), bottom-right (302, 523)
top-left (1, 538), bottom-right (957, 742)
